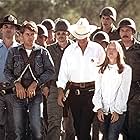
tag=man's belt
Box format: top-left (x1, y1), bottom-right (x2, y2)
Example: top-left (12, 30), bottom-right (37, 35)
top-left (70, 81), bottom-right (95, 89)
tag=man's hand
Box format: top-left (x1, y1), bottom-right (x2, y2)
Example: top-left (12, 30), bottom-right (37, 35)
top-left (42, 86), bottom-right (49, 98)
top-left (111, 112), bottom-right (119, 123)
top-left (97, 109), bottom-right (104, 122)
top-left (57, 87), bottom-right (65, 107)
top-left (15, 82), bottom-right (26, 99)
top-left (27, 81), bottom-right (37, 98)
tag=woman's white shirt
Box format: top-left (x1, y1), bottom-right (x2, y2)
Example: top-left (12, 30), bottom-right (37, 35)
top-left (93, 64), bottom-right (132, 114)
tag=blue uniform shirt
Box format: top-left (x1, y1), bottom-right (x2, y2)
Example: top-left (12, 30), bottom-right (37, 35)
top-left (0, 39), bottom-right (19, 82)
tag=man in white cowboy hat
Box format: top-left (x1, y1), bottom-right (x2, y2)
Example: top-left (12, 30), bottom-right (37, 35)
top-left (0, 14), bottom-right (20, 140)
top-left (57, 18), bottom-right (105, 140)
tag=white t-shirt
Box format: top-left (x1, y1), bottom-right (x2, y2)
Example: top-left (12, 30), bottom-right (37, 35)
top-left (25, 49), bottom-right (32, 57)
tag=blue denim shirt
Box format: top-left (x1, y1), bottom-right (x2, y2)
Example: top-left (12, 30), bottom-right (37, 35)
top-left (4, 44), bottom-right (55, 88)
top-left (0, 39), bottom-right (19, 82)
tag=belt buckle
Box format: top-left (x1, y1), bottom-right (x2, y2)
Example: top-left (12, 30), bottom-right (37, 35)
top-left (80, 83), bottom-right (86, 88)
top-left (75, 89), bottom-right (80, 95)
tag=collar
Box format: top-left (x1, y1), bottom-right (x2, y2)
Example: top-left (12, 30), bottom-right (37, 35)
top-left (119, 38), bottom-right (140, 50)
top-left (0, 39), bottom-right (19, 49)
top-left (100, 24), bottom-right (117, 33)
top-left (56, 40), bottom-right (72, 50)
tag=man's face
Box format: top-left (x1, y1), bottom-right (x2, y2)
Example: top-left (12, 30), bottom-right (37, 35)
top-left (77, 37), bottom-right (88, 47)
top-left (47, 30), bottom-right (55, 43)
top-left (1, 24), bottom-right (16, 39)
top-left (55, 31), bottom-right (69, 43)
top-left (101, 15), bottom-right (113, 29)
top-left (22, 28), bottom-right (37, 48)
top-left (119, 26), bottom-right (134, 42)
top-left (36, 35), bottom-right (47, 46)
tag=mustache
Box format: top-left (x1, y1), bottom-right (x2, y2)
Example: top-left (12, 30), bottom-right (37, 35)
top-left (122, 35), bottom-right (129, 38)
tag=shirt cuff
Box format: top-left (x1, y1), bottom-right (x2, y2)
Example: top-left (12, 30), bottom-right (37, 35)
top-left (56, 81), bottom-right (66, 90)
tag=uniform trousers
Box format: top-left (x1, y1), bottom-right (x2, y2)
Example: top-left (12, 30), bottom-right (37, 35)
top-left (122, 83), bottom-right (140, 140)
top-left (68, 87), bottom-right (94, 140)
top-left (127, 86), bottom-right (140, 140)
top-left (46, 85), bottom-right (63, 140)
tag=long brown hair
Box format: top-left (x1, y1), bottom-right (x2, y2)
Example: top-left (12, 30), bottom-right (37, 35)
top-left (99, 41), bottom-right (125, 74)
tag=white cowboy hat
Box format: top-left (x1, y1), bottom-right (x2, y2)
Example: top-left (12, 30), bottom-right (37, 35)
top-left (70, 18), bottom-right (97, 39)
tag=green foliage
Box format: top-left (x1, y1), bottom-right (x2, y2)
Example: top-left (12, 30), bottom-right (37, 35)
top-left (0, 0), bottom-right (139, 30)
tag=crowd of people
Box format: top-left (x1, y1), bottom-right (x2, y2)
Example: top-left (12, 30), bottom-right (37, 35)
top-left (0, 6), bottom-right (140, 140)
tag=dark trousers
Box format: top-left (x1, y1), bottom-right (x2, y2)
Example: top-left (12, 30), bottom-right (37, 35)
top-left (0, 93), bottom-right (16, 140)
top-left (68, 88), bottom-right (94, 140)
top-left (127, 94), bottom-right (140, 140)
top-left (123, 86), bottom-right (140, 140)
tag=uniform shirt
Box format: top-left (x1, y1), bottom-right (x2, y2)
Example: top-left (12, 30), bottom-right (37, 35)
top-left (47, 40), bottom-right (73, 81)
top-left (0, 40), bottom-right (19, 82)
top-left (57, 40), bottom-right (105, 89)
top-left (90, 25), bottom-right (120, 41)
top-left (92, 64), bottom-right (132, 114)
top-left (119, 39), bottom-right (140, 81)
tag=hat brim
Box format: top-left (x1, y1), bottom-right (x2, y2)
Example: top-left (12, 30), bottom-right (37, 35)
top-left (70, 24), bottom-right (97, 40)
top-left (0, 22), bottom-right (21, 30)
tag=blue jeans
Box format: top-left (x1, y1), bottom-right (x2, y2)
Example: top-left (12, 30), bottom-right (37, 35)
top-left (12, 93), bottom-right (43, 140)
top-left (101, 113), bottom-right (125, 140)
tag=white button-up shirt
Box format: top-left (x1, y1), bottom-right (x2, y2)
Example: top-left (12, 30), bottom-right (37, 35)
top-left (57, 40), bottom-right (105, 89)
top-left (92, 64), bottom-right (132, 114)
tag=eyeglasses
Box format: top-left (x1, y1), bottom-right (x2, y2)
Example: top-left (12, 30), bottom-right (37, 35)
top-left (56, 32), bottom-right (67, 36)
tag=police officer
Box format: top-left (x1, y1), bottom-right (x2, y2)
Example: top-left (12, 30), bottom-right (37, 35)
top-left (90, 6), bottom-right (120, 41)
top-left (46, 18), bottom-right (75, 140)
top-left (0, 14), bottom-right (20, 140)
top-left (118, 18), bottom-right (140, 140)
top-left (41, 19), bottom-right (56, 46)
top-left (92, 31), bottom-right (110, 49)
top-left (36, 24), bottom-right (48, 47)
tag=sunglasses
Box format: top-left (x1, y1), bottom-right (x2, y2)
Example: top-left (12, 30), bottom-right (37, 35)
top-left (56, 32), bottom-right (67, 36)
